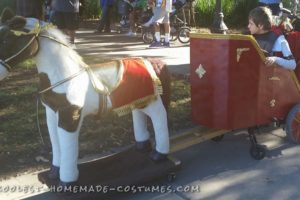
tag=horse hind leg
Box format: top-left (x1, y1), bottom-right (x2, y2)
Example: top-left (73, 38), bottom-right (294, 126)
top-left (140, 96), bottom-right (170, 161)
top-left (132, 110), bottom-right (152, 152)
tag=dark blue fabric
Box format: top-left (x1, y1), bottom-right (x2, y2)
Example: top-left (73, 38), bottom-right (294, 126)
top-left (52, 0), bottom-right (80, 13)
top-left (100, 0), bottom-right (114, 8)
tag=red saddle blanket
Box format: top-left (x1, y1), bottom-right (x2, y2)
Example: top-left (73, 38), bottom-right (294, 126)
top-left (110, 58), bottom-right (161, 116)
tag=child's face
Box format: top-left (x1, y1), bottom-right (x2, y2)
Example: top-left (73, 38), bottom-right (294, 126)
top-left (248, 19), bottom-right (264, 34)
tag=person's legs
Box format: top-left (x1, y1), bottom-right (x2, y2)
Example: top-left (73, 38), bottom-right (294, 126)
top-left (53, 11), bottom-right (66, 30)
top-left (190, 0), bottom-right (196, 27)
top-left (154, 23), bottom-right (160, 41)
top-left (68, 30), bottom-right (76, 44)
top-left (64, 12), bottom-right (79, 44)
top-left (149, 7), bottom-right (165, 48)
top-left (127, 9), bottom-right (137, 35)
top-left (162, 12), bottom-right (170, 47)
top-left (96, 5), bottom-right (108, 32)
top-left (52, 12), bottom-right (77, 45)
top-left (104, 5), bottom-right (112, 32)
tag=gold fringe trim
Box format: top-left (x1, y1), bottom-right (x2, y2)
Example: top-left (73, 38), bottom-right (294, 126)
top-left (113, 95), bottom-right (158, 116)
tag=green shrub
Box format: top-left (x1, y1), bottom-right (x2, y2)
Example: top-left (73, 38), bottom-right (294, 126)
top-left (194, 0), bottom-right (215, 27)
top-left (225, 0), bottom-right (257, 27)
top-left (194, 0), bottom-right (258, 28)
top-left (81, 0), bottom-right (101, 19)
top-left (0, 0), bottom-right (16, 14)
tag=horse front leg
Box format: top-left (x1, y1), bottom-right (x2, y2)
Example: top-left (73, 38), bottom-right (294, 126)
top-left (57, 127), bottom-right (80, 183)
top-left (45, 106), bottom-right (60, 179)
top-left (56, 105), bottom-right (83, 184)
top-left (45, 105), bottom-right (82, 184)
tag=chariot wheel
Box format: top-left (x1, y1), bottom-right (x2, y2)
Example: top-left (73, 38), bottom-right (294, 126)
top-left (211, 134), bottom-right (224, 142)
top-left (249, 144), bottom-right (266, 160)
top-left (142, 31), bottom-right (154, 44)
top-left (286, 103), bottom-right (300, 144)
top-left (178, 27), bottom-right (190, 44)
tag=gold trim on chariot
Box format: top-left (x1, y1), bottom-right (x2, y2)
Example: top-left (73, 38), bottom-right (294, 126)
top-left (190, 33), bottom-right (266, 60)
top-left (291, 71), bottom-right (300, 92)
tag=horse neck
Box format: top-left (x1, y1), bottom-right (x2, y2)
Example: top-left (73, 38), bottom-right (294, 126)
top-left (35, 31), bottom-right (85, 85)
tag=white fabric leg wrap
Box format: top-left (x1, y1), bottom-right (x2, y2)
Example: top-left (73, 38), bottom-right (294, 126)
top-left (132, 110), bottom-right (150, 142)
top-left (138, 96), bottom-right (170, 154)
top-left (45, 106), bottom-right (60, 167)
top-left (57, 128), bottom-right (79, 182)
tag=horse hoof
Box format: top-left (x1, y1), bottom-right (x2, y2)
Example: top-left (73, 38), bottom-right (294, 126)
top-left (135, 140), bottom-right (152, 153)
top-left (149, 150), bottom-right (168, 163)
top-left (48, 165), bottom-right (59, 180)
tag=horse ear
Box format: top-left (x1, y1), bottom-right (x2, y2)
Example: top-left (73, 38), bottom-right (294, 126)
top-left (1, 8), bottom-right (15, 24)
top-left (7, 16), bottom-right (26, 30)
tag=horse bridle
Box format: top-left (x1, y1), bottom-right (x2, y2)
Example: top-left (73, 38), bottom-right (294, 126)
top-left (0, 30), bottom-right (38, 72)
top-left (0, 22), bottom-right (88, 94)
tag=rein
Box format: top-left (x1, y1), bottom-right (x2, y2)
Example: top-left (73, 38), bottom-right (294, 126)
top-left (38, 68), bottom-right (87, 94)
top-left (1, 20), bottom-right (87, 93)
top-left (37, 33), bottom-right (89, 94)
top-left (0, 30), bottom-right (38, 71)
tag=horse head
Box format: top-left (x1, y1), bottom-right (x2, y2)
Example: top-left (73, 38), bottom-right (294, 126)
top-left (0, 8), bottom-right (39, 80)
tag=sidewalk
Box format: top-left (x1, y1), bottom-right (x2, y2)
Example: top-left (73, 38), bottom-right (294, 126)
top-left (75, 29), bottom-right (190, 77)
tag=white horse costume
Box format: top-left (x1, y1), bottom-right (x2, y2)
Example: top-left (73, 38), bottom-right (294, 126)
top-left (0, 10), bottom-right (170, 184)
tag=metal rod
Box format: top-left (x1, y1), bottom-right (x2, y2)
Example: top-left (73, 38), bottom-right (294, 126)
top-left (211, 0), bottom-right (228, 34)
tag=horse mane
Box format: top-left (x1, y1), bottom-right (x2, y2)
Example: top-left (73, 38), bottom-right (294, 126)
top-left (25, 18), bottom-right (88, 69)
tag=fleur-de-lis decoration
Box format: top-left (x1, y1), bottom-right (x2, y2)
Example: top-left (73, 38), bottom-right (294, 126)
top-left (237, 48), bottom-right (250, 62)
top-left (195, 64), bottom-right (206, 79)
top-left (270, 99), bottom-right (276, 107)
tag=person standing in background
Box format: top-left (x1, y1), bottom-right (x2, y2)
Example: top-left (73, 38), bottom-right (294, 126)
top-left (258, 0), bottom-right (282, 15)
top-left (16, 0), bottom-right (43, 19)
top-left (51, 0), bottom-right (80, 45)
top-left (95, 0), bottom-right (114, 33)
top-left (148, 0), bottom-right (173, 48)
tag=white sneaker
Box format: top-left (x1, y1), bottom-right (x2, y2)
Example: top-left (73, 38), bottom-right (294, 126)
top-left (126, 31), bottom-right (137, 36)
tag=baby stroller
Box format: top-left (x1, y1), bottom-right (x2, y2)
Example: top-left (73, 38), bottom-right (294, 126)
top-left (142, 0), bottom-right (191, 44)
